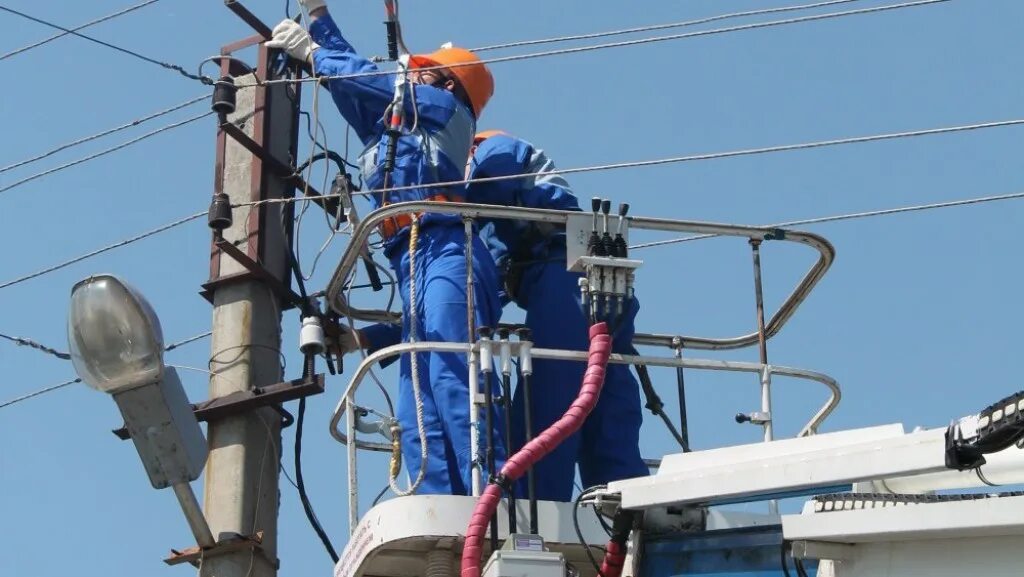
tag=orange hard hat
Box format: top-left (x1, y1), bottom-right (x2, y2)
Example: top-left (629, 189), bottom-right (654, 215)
top-left (474, 130), bottom-right (508, 144)
top-left (410, 46), bottom-right (494, 118)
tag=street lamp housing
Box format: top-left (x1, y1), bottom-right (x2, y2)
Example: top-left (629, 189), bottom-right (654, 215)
top-left (67, 274), bottom-right (207, 489)
top-left (68, 275), bottom-right (165, 393)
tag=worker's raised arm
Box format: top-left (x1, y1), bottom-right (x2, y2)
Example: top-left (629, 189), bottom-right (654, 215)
top-left (308, 14), bottom-right (395, 145)
top-left (268, 10), bottom-right (395, 145)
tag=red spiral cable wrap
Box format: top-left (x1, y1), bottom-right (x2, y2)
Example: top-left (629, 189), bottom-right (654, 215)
top-left (600, 540), bottom-right (627, 577)
top-left (461, 322), bottom-right (612, 577)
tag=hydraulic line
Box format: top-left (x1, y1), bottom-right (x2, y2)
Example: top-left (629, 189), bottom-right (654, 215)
top-left (461, 322), bottom-right (613, 577)
top-left (497, 328), bottom-right (517, 533)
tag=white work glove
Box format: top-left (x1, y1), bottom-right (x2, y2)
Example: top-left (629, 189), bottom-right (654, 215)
top-left (265, 19), bottom-right (320, 64)
top-left (298, 0), bottom-right (327, 13)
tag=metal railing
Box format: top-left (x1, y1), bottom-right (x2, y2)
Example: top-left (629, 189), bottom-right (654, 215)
top-left (324, 202), bottom-right (835, 351)
top-left (329, 340), bottom-right (841, 531)
top-left (321, 202), bottom-right (840, 532)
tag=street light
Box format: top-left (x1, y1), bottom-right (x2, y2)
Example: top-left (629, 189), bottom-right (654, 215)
top-left (68, 274), bottom-right (215, 548)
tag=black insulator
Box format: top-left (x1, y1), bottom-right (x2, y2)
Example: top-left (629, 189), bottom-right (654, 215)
top-left (211, 76), bottom-right (237, 120)
top-left (516, 328), bottom-right (532, 341)
top-left (590, 197), bottom-right (602, 214)
top-left (600, 199), bottom-right (612, 218)
top-left (208, 192), bottom-right (233, 232)
top-left (384, 21), bottom-right (399, 61)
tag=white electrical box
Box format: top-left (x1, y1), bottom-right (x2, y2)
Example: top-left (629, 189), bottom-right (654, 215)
top-left (481, 550), bottom-right (566, 577)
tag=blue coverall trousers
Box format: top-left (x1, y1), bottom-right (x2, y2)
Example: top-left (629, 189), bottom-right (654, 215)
top-left (389, 224), bottom-right (505, 495)
top-left (510, 249), bottom-right (647, 502)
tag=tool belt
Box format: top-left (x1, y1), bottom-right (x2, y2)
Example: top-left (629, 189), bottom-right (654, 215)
top-left (378, 193), bottom-right (465, 241)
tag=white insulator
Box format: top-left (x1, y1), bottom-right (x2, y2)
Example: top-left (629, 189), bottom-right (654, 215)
top-left (520, 340), bottom-right (533, 376)
top-left (480, 339), bottom-right (493, 374)
top-left (499, 338), bottom-right (512, 376)
top-left (299, 316), bottom-right (326, 355)
top-left (425, 549), bottom-right (454, 577)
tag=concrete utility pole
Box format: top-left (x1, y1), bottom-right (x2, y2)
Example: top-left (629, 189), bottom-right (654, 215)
top-left (200, 44), bottom-right (300, 577)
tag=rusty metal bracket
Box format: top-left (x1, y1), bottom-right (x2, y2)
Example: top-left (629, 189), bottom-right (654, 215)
top-left (213, 237), bottom-right (304, 308)
top-left (224, 0), bottom-right (273, 39)
top-left (114, 374), bottom-right (325, 440)
top-left (219, 122), bottom-right (339, 214)
top-left (165, 531), bottom-right (276, 568)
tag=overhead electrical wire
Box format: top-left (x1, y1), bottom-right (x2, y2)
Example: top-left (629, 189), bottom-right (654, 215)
top-left (0, 94), bottom-right (208, 175)
top-left (0, 111), bottom-right (214, 195)
top-left (471, 0), bottom-right (865, 52)
top-left (0, 333), bottom-right (70, 360)
top-left (0, 210), bottom-right (206, 291)
top-left (630, 190), bottom-right (1024, 250)
top-left (0, 0), bottom-right (956, 198)
top-left (0, 5), bottom-right (212, 84)
top-left (242, 118), bottom-right (1024, 205)
top-left (0, 331), bottom-right (213, 410)
top-left (242, 0), bottom-right (954, 88)
top-left (3, 118), bottom-right (1020, 291)
top-left (0, 0), bottom-right (160, 61)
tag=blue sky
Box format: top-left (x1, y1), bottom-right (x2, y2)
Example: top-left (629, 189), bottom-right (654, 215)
top-left (1, 1), bottom-right (1022, 576)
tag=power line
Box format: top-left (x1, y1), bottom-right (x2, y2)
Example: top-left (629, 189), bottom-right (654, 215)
top-left (0, 378), bottom-right (81, 410)
top-left (3, 117), bottom-right (1015, 291)
top-left (630, 190), bottom-right (1024, 250)
top-left (0, 111), bottom-right (213, 195)
top-left (0, 333), bottom-right (70, 360)
top-left (0, 94), bottom-right (208, 175)
top-left (0, 211), bottom-right (206, 291)
top-left (0, 5), bottom-right (211, 84)
top-left (242, 118), bottom-right (1024, 206)
top-left (472, 0), bottom-right (865, 52)
top-left (164, 331), bottom-right (213, 352)
top-left (0, 330), bottom-right (213, 410)
top-left (0, 0), bottom-right (160, 61)
top-left (248, 0), bottom-right (953, 88)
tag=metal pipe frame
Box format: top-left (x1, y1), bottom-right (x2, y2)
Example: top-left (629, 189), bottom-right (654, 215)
top-left (325, 202), bottom-right (835, 351)
top-left (329, 340), bottom-right (841, 454)
top-left (331, 340), bottom-right (840, 525)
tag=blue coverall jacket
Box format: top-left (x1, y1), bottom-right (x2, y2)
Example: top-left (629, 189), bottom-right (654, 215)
top-left (310, 15), bottom-right (503, 495)
top-left (467, 134), bottom-right (647, 501)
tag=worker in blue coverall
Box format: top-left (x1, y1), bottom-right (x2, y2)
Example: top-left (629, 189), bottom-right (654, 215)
top-left (467, 131), bottom-right (648, 502)
top-left (268, 0), bottom-right (504, 495)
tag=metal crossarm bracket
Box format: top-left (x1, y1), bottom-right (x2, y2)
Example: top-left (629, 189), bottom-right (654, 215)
top-left (113, 375), bottom-right (325, 440)
top-left (164, 530), bottom-right (276, 568)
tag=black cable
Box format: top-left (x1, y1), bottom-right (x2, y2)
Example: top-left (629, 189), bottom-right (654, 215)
top-left (593, 506), bottom-right (614, 537)
top-left (1, 0), bottom-right (159, 61)
top-left (795, 557), bottom-right (811, 577)
top-left (295, 149), bottom-right (359, 175)
top-left (780, 541), bottom-right (793, 577)
top-left (295, 397), bottom-right (340, 563)
top-left (0, 6), bottom-right (212, 84)
top-left (372, 484), bottom-right (389, 507)
top-left (630, 351), bottom-right (687, 449)
top-left (573, 488), bottom-right (608, 577)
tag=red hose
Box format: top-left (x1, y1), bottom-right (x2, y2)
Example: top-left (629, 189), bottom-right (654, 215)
top-left (461, 322), bottom-right (612, 577)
